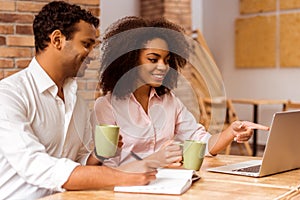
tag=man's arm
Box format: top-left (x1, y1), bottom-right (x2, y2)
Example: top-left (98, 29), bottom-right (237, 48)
top-left (63, 162), bottom-right (158, 190)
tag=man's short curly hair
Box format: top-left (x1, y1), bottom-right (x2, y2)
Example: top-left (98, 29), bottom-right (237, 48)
top-left (100, 16), bottom-right (190, 98)
top-left (33, 1), bottom-right (99, 53)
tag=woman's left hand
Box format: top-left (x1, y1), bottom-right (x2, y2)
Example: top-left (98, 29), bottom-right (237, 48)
top-left (231, 121), bottom-right (269, 143)
top-left (144, 141), bottom-right (182, 167)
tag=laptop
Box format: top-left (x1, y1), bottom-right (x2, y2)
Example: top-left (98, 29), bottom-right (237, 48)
top-left (207, 110), bottom-right (300, 177)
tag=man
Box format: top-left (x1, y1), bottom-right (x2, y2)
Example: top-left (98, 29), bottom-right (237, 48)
top-left (0, 1), bottom-right (158, 199)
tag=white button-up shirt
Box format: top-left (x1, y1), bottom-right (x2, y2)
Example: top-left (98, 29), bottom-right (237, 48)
top-left (0, 58), bottom-right (93, 199)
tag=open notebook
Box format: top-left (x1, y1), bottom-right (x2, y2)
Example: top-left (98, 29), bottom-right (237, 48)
top-left (207, 110), bottom-right (300, 177)
top-left (114, 168), bottom-right (200, 195)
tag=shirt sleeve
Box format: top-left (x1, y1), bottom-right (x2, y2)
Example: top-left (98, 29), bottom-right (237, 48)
top-left (93, 95), bottom-right (122, 167)
top-left (173, 95), bottom-right (213, 156)
top-left (74, 98), bottom-right (94, 165)
top-left (0, 85), bottom-right (79, 192)
top-left (94, 94), bottom-right (116, 125)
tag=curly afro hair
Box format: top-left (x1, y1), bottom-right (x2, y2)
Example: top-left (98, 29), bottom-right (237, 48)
top-left (99, 16), bottom-right (190, 98)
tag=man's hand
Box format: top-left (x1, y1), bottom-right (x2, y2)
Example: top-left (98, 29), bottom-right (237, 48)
top-left (116, 159), bottom-right (160, 173)
top-left (115, 160), bottom-right (159, 186)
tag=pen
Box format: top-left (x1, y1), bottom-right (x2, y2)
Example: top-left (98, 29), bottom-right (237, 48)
top-left (130, 151), bottom-right (143, 160)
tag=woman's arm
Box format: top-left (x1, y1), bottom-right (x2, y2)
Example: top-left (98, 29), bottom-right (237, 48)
top-left (208, 121), bottom-right (269, 155)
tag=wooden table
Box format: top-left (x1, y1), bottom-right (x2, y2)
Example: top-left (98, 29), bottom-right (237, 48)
top-left (231, 99), bottom-right (287, 156)
top-left (39, 155), bottom-right (300, 200)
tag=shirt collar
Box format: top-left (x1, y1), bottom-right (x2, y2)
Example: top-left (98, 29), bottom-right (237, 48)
top-left (29, 57), bottom-right (77, 97)
top-left (149, 87), bottom-right (162, 100)
top-left (130, 87), bottom-right (162, 103)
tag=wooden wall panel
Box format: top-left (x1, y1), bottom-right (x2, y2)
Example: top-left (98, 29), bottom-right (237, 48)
top-left (235, 16), bottom-right (276, 68)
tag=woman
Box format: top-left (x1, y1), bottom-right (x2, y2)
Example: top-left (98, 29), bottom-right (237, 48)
top-left (93, 16), bottom-right (268, 167)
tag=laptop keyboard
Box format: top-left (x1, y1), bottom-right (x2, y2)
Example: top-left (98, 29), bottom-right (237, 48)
top-left (232, 165), bottom-right (261, 173)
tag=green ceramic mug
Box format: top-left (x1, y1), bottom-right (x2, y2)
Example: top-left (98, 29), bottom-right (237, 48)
top-left (183, 140), bottom-right (206, 171)
top-left (94, 125), bottom-right (119, 158)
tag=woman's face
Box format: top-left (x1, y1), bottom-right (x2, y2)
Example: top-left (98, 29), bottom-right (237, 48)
top-left (137, 38), bottom-right (170, 88)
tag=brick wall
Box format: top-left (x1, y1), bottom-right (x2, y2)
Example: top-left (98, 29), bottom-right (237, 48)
top-left (140, 0), bottom-right (201, 120)
top-left (0, 0), bottom-right (198, 115)
top-left (0, 0), bottom-right (100, 109)
top-left (141, 0), bottom-right (192, 34)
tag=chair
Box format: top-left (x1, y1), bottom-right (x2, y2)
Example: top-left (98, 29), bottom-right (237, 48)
top-left (199, 97), bottom-right (252, 156)
top-left (178, 29), bottom-right (252, 156)
top-left (283, 100), bottom-right (300, 111)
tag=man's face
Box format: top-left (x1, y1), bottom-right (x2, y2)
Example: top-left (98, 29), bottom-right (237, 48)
top-left (60, 20), bottom-right (98, 78)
